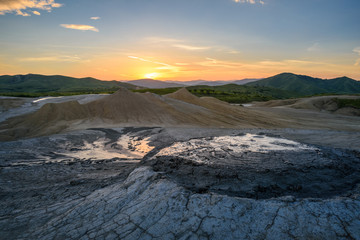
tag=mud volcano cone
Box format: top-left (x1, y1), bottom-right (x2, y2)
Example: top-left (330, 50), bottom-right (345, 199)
top-left (86, 87), bottom-right (184, 124)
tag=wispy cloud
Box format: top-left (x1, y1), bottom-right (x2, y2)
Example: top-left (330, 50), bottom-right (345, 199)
top-left (259, 59), bottom-right (325, 66)
top-left (145, 36), bottom-right (240, 54)
top-left (18, 55), bottom-right (82, 62)
top-left (128, 56), bottom-right (180, 72)
top-left (233, 0), bottom-right (265, 5)
top-left (60, 24), bottom-right (99, 32)
top-left (197, 57), bottom-right (241, 68)
top-left (307, 42), bottom-right (320, 52)
top-left (0, 0), bottom-right (62, 16)
top-left (128, 56), bottom-right (170, 67)
top-left (90, 16), bottom-right (100, 20)
top-left (353, 47), bottom-right (360, 66)
top-left (172, 44), bottom-right (211, 51)
top-left (15, 9), bottom-right (29, 16)
top-left (145, 37), bottom-right (184, 43)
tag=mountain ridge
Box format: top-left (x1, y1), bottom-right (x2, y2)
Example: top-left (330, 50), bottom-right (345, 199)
top-left (1, 73), bottom-right (359, 97)
top-left (126, 78), bottom-right (261, 88)
top-left (246, 73), bottom-right (360, 96)
top-left (0, 74), bottom-right (139, 94)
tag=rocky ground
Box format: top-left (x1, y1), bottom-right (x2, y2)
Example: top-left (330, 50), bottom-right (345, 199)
top-left (1, 127), bottom-right (360, 239)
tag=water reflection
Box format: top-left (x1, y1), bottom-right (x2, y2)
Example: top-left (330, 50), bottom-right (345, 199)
top-left (156, 134), bottom-right (318, 165)
top-left (59, 135), bottom-right (154, 161)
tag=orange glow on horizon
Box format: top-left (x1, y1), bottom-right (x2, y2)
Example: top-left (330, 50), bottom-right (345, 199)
top-left (5, 52), bottom-right (359, 81)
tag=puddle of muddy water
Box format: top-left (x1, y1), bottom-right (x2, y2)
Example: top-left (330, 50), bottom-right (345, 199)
top-left (32, 97), bottom-right (61, 103)
top-left (6, 133), bottom-right (155, 167)
top-left (57, 135), bottom-right (154, 161)
top-left (156, 134), bottom-right (318, 164)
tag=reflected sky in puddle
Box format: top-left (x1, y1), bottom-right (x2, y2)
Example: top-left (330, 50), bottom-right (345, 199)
top-left (32, 97), bottom-right (61, 103)
top-left (7, 134), bottom-right (155, 166)
top-left (59, 135), bottom-right (154, 161)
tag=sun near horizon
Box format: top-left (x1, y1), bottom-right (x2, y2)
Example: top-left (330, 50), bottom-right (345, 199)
top-left (144, 72), bottom-right (161, 80)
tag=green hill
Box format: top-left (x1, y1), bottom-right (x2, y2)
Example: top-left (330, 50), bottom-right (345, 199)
top-left (0, 74), bottom-right (138, 96)
top-left (187, 84), bottom-right (299, 103)
top-left (134, 84), bottom-right (299, 103)
top-left (246, 73), bottom-right (360, 96)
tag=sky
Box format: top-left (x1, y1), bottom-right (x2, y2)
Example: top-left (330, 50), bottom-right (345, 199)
top-left (0, 0), bottom-right (359, 81)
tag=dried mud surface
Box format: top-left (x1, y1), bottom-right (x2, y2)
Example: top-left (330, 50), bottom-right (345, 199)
top-left (1, 127), bottom-right (360, 239)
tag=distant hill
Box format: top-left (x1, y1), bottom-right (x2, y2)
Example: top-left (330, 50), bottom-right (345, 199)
top-left (126, 78), bottom-right (262, 88)
top-left (231, 78), bottom-right (262, 85)
top-left (187, 84), bottom-right (298, 103)
top-left (125, 79), bottom-right (185, 88)
top-left (246, 73), bottom-right (360, 96)
top-left (0, 74), bottom-right (138, 95)
top-left (171, 80), bottom-right (227, 86)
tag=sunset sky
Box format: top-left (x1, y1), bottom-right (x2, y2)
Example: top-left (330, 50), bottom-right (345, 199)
top-left (0, 0), bottom-right (359, 81)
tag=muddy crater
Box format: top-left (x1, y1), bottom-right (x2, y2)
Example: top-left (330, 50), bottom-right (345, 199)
top-left (147, 133), bottom-right (360, 199)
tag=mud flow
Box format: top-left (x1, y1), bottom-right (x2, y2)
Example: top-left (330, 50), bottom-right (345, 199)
top-left (148, 133), bottom-right (360, 199)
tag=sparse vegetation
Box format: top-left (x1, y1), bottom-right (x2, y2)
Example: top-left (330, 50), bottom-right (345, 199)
top-left (132, 84), bottom-right (299, 103)
top-left (335, 98), bottom-right (360, 109)
top-left (187, 84), bottom-right (298, 103)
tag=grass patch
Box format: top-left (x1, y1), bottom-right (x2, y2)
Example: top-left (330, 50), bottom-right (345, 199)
top-left (186, 84), bottom-right (298, 103)
top-left (335, 98), bottom-right (360, 109)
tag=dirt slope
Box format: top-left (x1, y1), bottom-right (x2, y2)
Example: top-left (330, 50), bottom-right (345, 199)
top-left (0, 88), bottom-right (280, 140)
top-left (165, 88), bottom-right (280, 127)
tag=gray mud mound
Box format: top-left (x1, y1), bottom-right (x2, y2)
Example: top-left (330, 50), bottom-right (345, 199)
top-left (1, 127), bottom-right (360, 239)
top-left (148, 133), bottom-right (360, 199)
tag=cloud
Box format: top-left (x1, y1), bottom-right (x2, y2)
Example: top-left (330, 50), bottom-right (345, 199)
top-left (197, 57), bottom-right (241, 68)
top-left (90, 16), bottom-right (100, 20)
top-left (227, 50), bottom-right (241, 54)
top-left (233, 0), bottom-right (265, 4)
top-left (172, 44), bottom-right (211, 51)
top-left (128, 56), bottom-right (170, 67)
top-left (259, 59), bottom-right (324, 66)
top-left (15, 9), bottom-right (29, 16)
top-left (0, 0), bottom-right (62, 16)
top-left (145, 37), bottom-right (239, 54)
top-left (60, 24), bottom-right (99, 32)
top-left (128, 56), bottom-right (180, 72)
top-left (353, 47), bottom-right (360, 66)
top-left (32, 10), bottom-right (39, 15)
top-left (307, 42), bottom-right (320, 52)
top-left (18, 55), bottom-right (82, 62)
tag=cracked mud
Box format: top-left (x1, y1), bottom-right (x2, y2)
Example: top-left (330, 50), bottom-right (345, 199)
top-left (1, 127), bottom-right (360, 239)
top-left (150, 134), bottom-right (360, 199)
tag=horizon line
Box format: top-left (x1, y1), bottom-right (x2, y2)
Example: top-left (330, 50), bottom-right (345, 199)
top-left (0, 72), bottom-right (358, 82)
